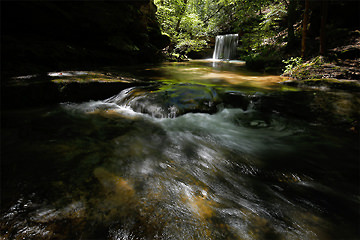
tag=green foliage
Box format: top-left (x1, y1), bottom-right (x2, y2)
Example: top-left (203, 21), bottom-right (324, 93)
top-left (155, 0), bottom-right (292, 60)
top-left (282, 57), bottom-right (303, 74)
top-left (244, 45), bottom-right (284, 73)
top-left (260, 3), bottom-right (287, 31)
top-left (237, 1), bottom-right (289, 56)
top-left (155, 0), bottom-right (210, 57)
top-left (281, 56), bottom-right (342, 80)
top-left (176, 38), bottom-right (207, 54)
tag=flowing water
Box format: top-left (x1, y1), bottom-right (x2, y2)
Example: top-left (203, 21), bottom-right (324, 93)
top-left (1, 60), bottom-right (359, 240)
top-left (212, 34), bottom-right (238, 60)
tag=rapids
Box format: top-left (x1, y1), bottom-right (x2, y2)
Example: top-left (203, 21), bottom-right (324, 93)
top-left (1, 60), bottom-right (359, 240)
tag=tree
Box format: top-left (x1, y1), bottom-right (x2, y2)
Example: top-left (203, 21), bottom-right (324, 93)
top-left (301, 0), bottom-right (310, 57)
top-left (282, 0), bottom-right (298, 49)
top-left (155, 0), bottom-right (289, 58)
top-left (175, 0), bottom-right (188, 33)
top-left (155, 0), bottom-right (216, 58)
top-left (319, 0), bottom-right (328, 56)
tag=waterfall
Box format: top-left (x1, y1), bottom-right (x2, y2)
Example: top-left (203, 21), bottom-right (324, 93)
top-left (212, 34), bottom-right (238, 60)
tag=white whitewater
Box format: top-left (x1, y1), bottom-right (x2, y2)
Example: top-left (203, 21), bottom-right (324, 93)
top-left (212, 34), bottom-right (238, 60)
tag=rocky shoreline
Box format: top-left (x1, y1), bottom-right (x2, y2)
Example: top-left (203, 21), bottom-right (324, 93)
top-left (281, 31), bottom-right (360, 91)
top-left (1, 71), bottom-right (150, 109)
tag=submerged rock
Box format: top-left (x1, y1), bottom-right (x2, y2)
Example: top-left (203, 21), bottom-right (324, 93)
top-left (109, 84), bottom-right (223, 118)
top-left (250, 120), bottom-right (268, 128)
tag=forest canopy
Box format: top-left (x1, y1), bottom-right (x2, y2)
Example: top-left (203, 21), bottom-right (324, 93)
top-left (154, 0), bottom-right (359, 63)
top-left (155, 0), bottom-right (292, 58)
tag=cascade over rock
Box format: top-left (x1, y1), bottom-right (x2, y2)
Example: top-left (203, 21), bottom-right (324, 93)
top-left (212, 34), bottom-right (238, 60)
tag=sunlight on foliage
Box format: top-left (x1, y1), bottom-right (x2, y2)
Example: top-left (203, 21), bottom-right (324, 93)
top-left (155, 0), bottom-right (290, 59)
top-left (283, 57), bottom-right (303, 74)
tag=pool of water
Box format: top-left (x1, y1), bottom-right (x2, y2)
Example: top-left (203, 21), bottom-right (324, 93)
top-left (1, 60), bottom-right (359, 239)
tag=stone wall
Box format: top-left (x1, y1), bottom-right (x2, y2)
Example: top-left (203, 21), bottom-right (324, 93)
top-left (1, 1), bottom-right (169, 78)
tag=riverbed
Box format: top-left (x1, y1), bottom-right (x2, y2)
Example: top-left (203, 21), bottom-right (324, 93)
top-left (1, 60), bottom-right (359, 239)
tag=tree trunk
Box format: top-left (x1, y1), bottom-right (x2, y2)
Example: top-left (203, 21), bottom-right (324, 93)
top-left (175, 0), bottom-right (188, 33)
top-left (287, 0), bottom-right (297, 49)
top-left (203, 5), bottom-right (224, 23)
top-left (301, 0), bottom-right (310, 57)
top-left (319, 0), bottom-right (328, 55)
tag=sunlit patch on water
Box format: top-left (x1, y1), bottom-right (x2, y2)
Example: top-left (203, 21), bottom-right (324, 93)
top-left (48, 71), bottom-right (89, 77)
top-left (145, 60), bottom-right (288, 91)
top-left (1, 61), bottom-right (359, 239)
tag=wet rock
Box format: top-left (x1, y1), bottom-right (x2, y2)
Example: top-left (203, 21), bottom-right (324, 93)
top-left (222, 91), bottom-right (251, 110)
top-left (1, 72), bottom-right (150, 109)
top-left (250, 120), bottom-right (268, 128)
top-left (251, 91), bottom-right (315, 121)
top-left (111, 84), bottom-right (223, 118)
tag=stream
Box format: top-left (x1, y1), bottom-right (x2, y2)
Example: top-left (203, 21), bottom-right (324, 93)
top-left (1, 60), bottom-right (359, 240)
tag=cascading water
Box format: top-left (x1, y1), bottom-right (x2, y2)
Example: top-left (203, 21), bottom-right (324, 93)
top-left (212, 34), bottom-right (238, 60)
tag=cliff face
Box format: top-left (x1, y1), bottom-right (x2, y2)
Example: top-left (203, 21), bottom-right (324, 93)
top-left (1, 1), bottom-right (169, 77)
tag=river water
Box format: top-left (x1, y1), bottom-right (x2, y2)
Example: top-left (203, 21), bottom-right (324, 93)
top-left (1, 60), bottom-right (359, 239)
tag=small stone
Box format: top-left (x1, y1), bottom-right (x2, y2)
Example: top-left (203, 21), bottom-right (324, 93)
top-left (250, 120), bottom-right (268, 127)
